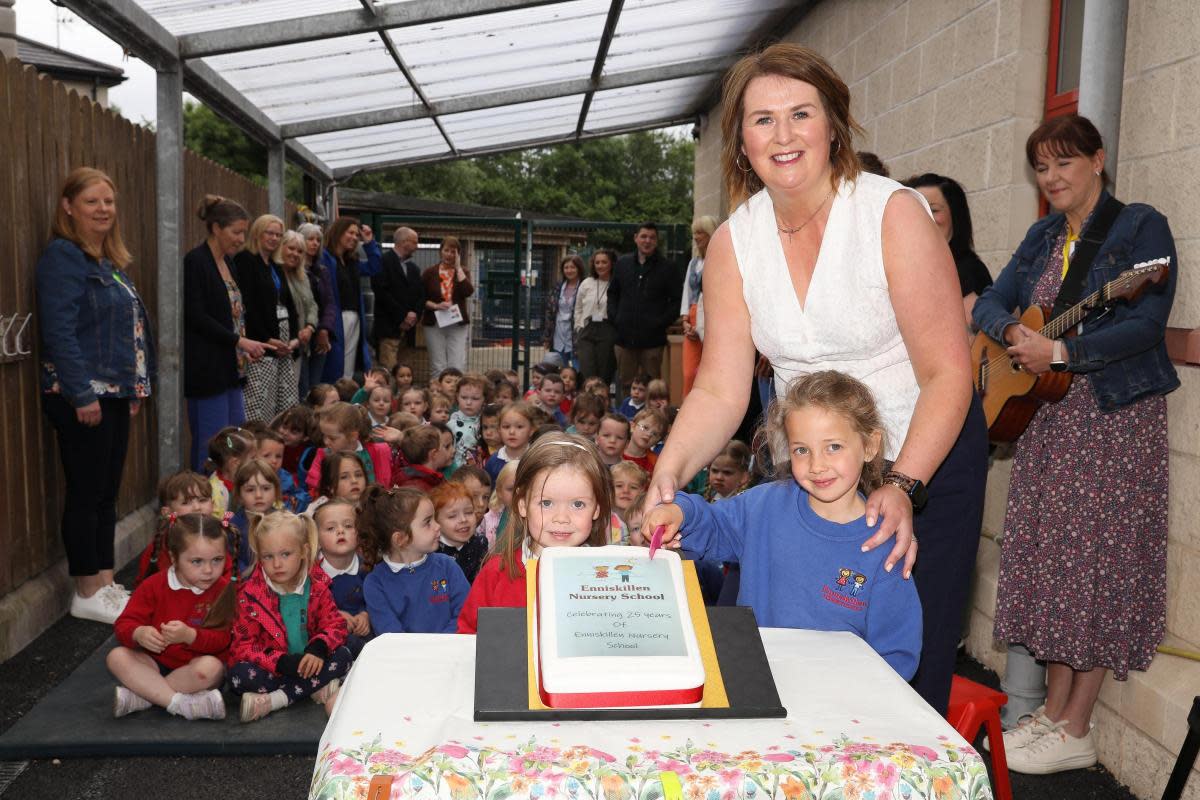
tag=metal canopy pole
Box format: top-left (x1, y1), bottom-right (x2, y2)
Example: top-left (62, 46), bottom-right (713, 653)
top-left (156, 63), bottom-right (185, 478)
top-left (268, 142), bottom-right (286, 219)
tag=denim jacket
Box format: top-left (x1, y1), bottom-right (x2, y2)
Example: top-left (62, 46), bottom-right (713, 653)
top-left (972, 192), bottom-right (1178, 412)
top-left (36, 237), bottom-right (157, 407)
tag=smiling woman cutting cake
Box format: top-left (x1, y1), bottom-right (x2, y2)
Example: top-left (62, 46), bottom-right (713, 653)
top-left (647, 44), bottom-right (987, 716)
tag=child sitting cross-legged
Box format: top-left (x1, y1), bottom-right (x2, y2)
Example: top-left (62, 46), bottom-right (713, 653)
top-left (431, 481), bottom-right (489, 583)
top-left (643, 371), bottom-right (922, 679)
top-left (448, 374), bottom-right (489, 469)
top-left (360, 486), bottom-right (469, 634)
top-left (109, 513), bottom-right (236, 720)
top-left (313, 499), bottom-right (372, 657)
top-left (393, 424), bottom-right (452, 492)
top-left (230, 512), bottom-right (350, 722)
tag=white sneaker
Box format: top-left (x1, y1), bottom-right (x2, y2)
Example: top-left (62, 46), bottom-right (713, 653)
top-left (71, 586), bottom-right (128, 624)
top-left (175, 689), bottom-right (226, 720)
top-left (1006, 719), bottom-right (1098, 775)
top-left (113, 686), bottom-right (152, 718)
top-left (240, 692), bottom-right (274, 723)
top-left (983, 705), bottom-right (1052, 752)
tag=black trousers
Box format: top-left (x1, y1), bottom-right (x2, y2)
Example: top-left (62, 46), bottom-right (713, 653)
top-left (43, 394), bottom-right (131, 577)
top-left (909, 393), bottom-right (989, 715)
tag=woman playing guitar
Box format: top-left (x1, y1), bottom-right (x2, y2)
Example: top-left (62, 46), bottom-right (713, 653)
top-left (972, 114), bottom-right (1178, 776)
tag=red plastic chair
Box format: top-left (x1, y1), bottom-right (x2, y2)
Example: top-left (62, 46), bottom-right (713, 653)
top-left (946, 675), bottom-right (1013, 800)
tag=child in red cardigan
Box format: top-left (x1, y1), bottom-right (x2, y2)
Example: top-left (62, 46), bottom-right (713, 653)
top-left (109, 514), bottom-right (237, 720)
top-left (457, 432), bottom-right (613, 634)
top-left (229, 511), bottom-right (350, 722)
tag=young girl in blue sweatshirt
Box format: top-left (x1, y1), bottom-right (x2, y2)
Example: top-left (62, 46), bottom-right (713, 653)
top-left (360, 486), bottom-right (468, 634)
top-left (645, 370), bottom-right (922, 680)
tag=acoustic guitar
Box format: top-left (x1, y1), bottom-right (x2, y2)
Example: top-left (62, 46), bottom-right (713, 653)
top-left (971, 257), bottom-right (1171, 442)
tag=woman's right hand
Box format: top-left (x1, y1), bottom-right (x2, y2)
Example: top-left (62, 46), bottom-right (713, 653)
top-left (75, 401), bottom-right (102, 427)
top-left (315, 329), bottom-right (332, 354)
top-left (639, 503), bottom-right (685, 549)
top-left (266, 338), bottom-right (290, 357)
top-left (645, 469), bottom-right (680, 510)
top-left (133, 625), bottom-right (167, 654)
top-left (239, 337), bottom-right (267, 361)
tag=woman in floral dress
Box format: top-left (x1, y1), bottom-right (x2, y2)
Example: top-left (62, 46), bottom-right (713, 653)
top-left (973, 114), bottom-right (1178, 775)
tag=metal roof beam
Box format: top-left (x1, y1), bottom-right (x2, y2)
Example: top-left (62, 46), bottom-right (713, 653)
top-left (56, 0), bottom-right (178, 68)
top-left (178, 0), bottom-right (563, 59)
top-left (330, 114), bottom-right (695, 178)
top-left (56, 0), bottom-right (333, 180)
top-left (183, 61), bottom-right (333, 180)
top-left (574, 0), bottom-right (624, 140)
top-left (283, 56), bottom-right (733, 139)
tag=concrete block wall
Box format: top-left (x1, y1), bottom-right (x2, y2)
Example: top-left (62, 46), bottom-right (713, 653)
top-left (690, 1), bottom-right (1200, 796)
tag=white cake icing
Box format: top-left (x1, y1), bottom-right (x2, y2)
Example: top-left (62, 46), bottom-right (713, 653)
top-left (534, 546), bottom-right (706, 708)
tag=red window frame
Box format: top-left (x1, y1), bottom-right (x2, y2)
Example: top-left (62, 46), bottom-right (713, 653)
top-left (1045, 0), bottom-right (1080, 119)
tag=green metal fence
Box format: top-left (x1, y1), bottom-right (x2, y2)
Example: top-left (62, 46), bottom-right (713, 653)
top-left (356, 212), bottom-right (691, 385)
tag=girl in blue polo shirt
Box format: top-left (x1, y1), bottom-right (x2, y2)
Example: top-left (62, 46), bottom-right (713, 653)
top-left (644, 370), bottom-right (922, 680)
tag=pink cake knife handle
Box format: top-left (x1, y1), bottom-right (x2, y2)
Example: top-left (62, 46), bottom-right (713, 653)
top-left (648, 524), bottom-right (665, 560)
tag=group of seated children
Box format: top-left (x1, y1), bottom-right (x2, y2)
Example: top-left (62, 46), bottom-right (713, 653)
top-left (108, 361), bottom-right (922, 724)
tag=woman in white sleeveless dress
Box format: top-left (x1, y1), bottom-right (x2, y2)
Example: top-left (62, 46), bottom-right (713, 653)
top-left (648, 44), bottom-right (988, 715)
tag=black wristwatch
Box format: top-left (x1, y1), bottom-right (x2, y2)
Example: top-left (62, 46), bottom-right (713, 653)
top-left (882, 470), bottom-right (928, 511)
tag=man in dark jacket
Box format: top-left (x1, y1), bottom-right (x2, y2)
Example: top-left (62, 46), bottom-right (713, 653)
top-left (606, 222), bottom-right (682, 394)
top-left (371, 226), bottom-right (425, 369)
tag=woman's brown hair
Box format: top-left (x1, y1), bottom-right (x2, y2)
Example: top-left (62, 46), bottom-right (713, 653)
top-left (323, 216), bottom-right (360, 261)
top-left (719, 43), bottom-right (863, 207)
top-left (52, 167), bottom-right (132, 268)
top-left (492, 432), bottom-right (613, 579)
top-left (197, 194), bottom-right (249, 235)
top-left (1024, 113), bottom-right (1109, 187)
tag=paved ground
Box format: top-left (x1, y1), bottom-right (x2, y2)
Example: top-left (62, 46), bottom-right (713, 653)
top-left (0, 565), bottom-right (1145, 799)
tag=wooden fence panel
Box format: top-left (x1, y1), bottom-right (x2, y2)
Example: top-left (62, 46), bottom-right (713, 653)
top-left (0, 54), bottom-right (290, 598)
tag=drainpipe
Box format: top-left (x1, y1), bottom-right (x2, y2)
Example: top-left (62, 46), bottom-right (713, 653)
top-left (0, 0), bottom-right (16, 61)
top-left (156, 62), bottom-right (184, 477)
top-left (1077, 0), bottom-right (1129, 184)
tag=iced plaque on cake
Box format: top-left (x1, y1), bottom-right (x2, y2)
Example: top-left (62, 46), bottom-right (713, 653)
top-left (534, 546), bottom-right (706, 708)
top-left (554, 556), bottom-right (687, 658)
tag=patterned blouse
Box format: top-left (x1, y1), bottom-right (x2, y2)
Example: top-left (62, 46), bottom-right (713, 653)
top-left (225, 278), bottom-right (248, 378)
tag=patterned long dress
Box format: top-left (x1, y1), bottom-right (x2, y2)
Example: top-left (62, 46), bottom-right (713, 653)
top-left (992, 227), bottom-right (1169, 679)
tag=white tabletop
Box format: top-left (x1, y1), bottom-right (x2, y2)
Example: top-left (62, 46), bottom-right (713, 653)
top-left (310, 629), bottom-right (993, 799)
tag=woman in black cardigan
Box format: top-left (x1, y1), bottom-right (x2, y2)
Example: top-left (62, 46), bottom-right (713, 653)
top-left (184, 196), bottom-right (267, 470)
top-left (233, 214), bottom-right (298, 421)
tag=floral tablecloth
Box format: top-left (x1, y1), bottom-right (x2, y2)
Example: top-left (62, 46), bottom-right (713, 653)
top-left (311, 630), bottom-right (992, 800)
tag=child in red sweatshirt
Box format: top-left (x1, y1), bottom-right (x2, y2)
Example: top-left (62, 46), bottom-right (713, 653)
top-left (109, 514), bottom-right (237, 720)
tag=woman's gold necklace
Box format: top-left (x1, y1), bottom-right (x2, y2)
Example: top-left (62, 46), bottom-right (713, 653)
top-left (776, 187), bottom-right (835, 243)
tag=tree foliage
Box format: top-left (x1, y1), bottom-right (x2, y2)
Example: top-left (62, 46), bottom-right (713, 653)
top-left (183, 99), bottom-right (696, 224)
top-left (347, 130), bottom-right (695, 223)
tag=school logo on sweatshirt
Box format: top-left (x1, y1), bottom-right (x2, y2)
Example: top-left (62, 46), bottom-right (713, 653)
top-left (822, 567), bottom-right (867, 612)
top-left (430, 578), bottom-right (450, 604)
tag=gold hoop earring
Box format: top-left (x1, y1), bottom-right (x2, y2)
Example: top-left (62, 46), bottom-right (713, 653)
top-left (736, 153), bottom-right (753, 173)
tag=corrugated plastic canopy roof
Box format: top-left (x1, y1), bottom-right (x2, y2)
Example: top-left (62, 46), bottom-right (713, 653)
top-left (61, 0), bottom-right (813, 180)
